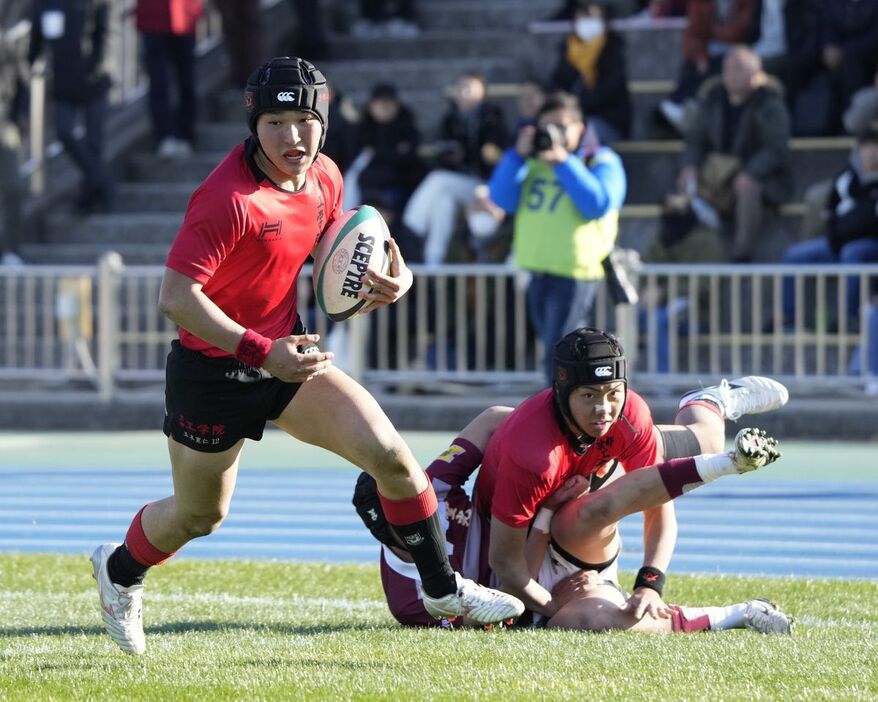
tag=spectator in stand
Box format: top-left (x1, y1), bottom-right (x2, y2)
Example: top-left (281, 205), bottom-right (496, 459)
top-left (488, 91), bottom-right (626, 383)
top-left (214, 0), bottom-right (263, 89)
top-left (136, 0), bottom-right (204, 159)
top-left (402, 71), bottom-right (509, 264)
top-left (677, 45), bottom-right (792, 263)
top-left (28, 0), bottom-right (114, 213)
top-left (344, 83), bottom-right (423, 220)
top-left (514, 78), bottom-right (547, 130)
top-left (844, 68), bottom-right (878, 138)
top-left (749, 0), bottom-right (822, 136)
top-left (352, 0), bottom-right (419, 38)
top-left (659, 0), bottom-right (760, 135)
top-left (550, 0), bottom-right (631, 143)
top-left (779, 124), bottom-right (878, 332)
top-left (0, 28), bottom-right (24, 265)
top-left (819, 0), bottom-right (878, 133)
top-left (321, 81), bottom-right (360, 176)
top-left (287, 0), bottom-right (330, 60)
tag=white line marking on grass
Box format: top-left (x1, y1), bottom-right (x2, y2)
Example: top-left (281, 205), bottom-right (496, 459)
top-left (0, 590), bottom-right (386, 611)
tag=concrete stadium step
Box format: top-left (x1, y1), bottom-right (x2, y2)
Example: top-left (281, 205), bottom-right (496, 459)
top-left (197, 122), bottom-right (249, 152)
top-left (416, 0), bottom-right (559, 30)
top-left (113, 182), bottom-right (199, 213)
top-left (128, 152), bottom-right (226, 183)
top-left (617, 138), bottom-right (852, 204)
top-left (43, 212), bottom-right (182, 245)
top-left (315, 57), bottom-right (523, 94)
top-left (18, 242), bottom-right (171, 266)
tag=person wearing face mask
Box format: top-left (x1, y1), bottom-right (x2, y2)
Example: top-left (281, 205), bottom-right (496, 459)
top-left (354, 328), bottom-right (792, 632)
top-left (401, 71), bottom-right (510, 264)
top-left (550, 0), bottom-right (631, 143)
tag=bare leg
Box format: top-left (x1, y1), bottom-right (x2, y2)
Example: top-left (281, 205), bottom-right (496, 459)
top-left (660, 401), bottom-right (726, 454)
top-left (548, 585), bottom-right (673, 633)
top-left (141, 437), bottom-right (244, 553)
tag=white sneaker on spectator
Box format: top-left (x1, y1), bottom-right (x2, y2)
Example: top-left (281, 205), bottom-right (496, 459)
top-left (91, 543), bottom-right (146, 655)
top-left (659, 98), bottom-right (688, 134)
top-left (679, 376), bottom-right (789, 421)
top-left (421, 573), bottom-right (524, 625)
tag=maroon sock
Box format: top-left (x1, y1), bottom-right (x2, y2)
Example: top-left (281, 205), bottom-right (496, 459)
top-left (657, 457), bottom-right (703, 498)
top-left (426, 437), bottom-right (482, 486)
top-left (669, 605), bottom-right (711, 633)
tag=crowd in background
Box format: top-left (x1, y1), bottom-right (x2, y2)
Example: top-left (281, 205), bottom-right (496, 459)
top-left (1, 0), bottom-right (877, 391)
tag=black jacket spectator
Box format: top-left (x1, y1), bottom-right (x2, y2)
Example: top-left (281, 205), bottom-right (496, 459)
top-left (684, 73), bottom-right (792, 206)
top-left (436, 99), bottom-right (508, 180)
top-left (28, 0), bottom-right (111, 103)
top-left (551, 26), bottom-right (632, 140)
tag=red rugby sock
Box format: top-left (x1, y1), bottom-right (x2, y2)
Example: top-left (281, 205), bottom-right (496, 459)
top-left (125, 505), bottom-right (175, 567)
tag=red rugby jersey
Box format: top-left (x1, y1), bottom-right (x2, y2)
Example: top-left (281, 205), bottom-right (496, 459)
top-left (476, 388), bottom-right (662, 528)
top-left (166, 141), bottom-right (343, 356)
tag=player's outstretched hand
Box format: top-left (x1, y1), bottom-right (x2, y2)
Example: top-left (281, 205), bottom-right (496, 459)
top-left (359, 237), bottom-right (413, 311)
top-left (623, 587), bottom-right (673, 621)
top-left (262, 334), bottom-right (333, 383)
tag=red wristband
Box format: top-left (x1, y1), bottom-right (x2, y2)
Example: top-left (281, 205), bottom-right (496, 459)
top-left (234, 329), bottom-right (272, 368)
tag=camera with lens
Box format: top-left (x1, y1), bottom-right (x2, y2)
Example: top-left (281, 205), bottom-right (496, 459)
top-left (532, 123), bottom-right (563, 154)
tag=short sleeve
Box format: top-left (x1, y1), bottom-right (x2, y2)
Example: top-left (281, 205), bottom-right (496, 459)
top-left (166, 186), bottom-right (248, 283)
top-left (491, 455), bottom-right (553, 528)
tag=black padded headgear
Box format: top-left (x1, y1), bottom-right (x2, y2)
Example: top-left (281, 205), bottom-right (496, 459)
top-left (244, 56), bottom-right (330, 149)
top-left (552, 327), bottom-right (628, 442)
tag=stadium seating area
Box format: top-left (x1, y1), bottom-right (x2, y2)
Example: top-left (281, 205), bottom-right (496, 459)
top-left (10, 0), bottom-right (852, 265)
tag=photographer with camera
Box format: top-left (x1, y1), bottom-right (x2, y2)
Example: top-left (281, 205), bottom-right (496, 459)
top-left (488, 91), bottom-right (627, 384)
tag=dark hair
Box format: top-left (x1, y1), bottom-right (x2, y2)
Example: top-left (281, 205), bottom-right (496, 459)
top-left (536, 91), bottom-right (583, 123)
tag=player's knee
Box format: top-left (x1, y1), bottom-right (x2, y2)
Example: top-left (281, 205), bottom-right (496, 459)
top-left (574, 498), bottom-right (616, 534)
top-left (179, 507), bottom-right (228, 539)
top-left (363, 441), bottom-right (413, 484)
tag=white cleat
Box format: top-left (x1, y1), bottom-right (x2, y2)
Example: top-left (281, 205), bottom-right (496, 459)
top-left (421, 573), bottom-right (525, 626)
top-left (731, 428), bottom-right (781, 473)
top-left (679, 376), bottom-right (789, 421)
top-left (744, 599), bottom-right (794, 634)
top-left (91, 543), bottom-right (146, 655)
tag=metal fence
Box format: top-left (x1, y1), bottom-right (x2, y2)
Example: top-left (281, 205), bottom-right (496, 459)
top-left (2, 257), bottom-right (877, 399)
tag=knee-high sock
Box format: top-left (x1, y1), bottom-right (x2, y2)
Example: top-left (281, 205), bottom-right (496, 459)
top-left (379, 483), bottom-right (456, 598)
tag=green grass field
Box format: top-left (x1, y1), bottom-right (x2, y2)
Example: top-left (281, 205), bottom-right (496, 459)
top-left (1, 553), bottom-right (876, 701)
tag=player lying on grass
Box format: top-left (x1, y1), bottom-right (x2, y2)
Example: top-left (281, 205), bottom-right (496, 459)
top-left (354, 326), bottom-right (792, 633)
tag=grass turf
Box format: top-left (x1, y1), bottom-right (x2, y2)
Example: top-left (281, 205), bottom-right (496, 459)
top-left (1, 553), bottom-right (876, 701)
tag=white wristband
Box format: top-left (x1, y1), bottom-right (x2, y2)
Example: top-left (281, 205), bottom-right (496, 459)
top-left (533, 508), bottom-right (555, 534)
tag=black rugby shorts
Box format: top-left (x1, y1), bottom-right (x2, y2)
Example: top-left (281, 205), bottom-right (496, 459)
top-left (162, 336), bottom-right (303, 453)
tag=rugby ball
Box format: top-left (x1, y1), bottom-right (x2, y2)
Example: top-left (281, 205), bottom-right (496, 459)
top-left (313, 205), bottom-right (392, 321)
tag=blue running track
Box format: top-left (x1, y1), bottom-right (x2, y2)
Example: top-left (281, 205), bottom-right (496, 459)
top-left (1, 466), bottom-right (876, 579)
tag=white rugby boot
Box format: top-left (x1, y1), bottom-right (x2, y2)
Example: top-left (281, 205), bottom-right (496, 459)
top-left (743, 599), bottom-right (794, 634)
top-left (730, 428), bottom-right (781, 473)
top-left (91, 543), bottom-right (146, 655)
top-left (679, 376), bottom-right (789, 421)
top-left (421, 573), bottom-right (525, 625)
